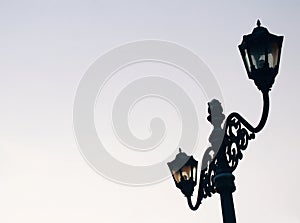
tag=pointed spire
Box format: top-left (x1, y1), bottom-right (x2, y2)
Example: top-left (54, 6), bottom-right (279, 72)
top-left (257, 19), bottom-right (261, 27)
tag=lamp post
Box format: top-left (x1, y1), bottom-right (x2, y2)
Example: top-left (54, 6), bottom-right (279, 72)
top-left (167, 20), bottom-right (283, 223)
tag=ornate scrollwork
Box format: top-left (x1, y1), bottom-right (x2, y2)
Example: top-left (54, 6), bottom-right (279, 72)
top-left (200, 146), bottom-right (218, 198)
top-left (221, 91), bottom-right (269, 172)
top-left (224, 115), bottom-right (255, 171)
top-left (188, 145), bottom-right (218, 210)
top-left (187, 99), bottom-right (225, 209)
top-left (187, 92), bottom-right (269, 210)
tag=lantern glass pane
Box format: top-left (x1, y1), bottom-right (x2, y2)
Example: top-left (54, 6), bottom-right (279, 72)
top-left (268, 42), bottom-right (280, 68)
top-left (244, 49), bottom-right (252, 72)
top-left (250, 44), bottom-right (266, 69)
top-left (192, 166), bottom-right (197, 181)
top-left (181, 166), bottom-right (191, 181)
top-left (172, 170), bottom-right (181, 183)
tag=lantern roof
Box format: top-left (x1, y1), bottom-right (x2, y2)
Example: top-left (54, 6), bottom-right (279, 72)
top-left (252, 20), bottom-right (269, 35)
top-left (240, 20), bottom-right (283, 47)
top-left (167, 148), bottom-right (197, 172)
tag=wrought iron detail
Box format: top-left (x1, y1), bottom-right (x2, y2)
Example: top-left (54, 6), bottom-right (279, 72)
top-left (187, 91), bottom-right (269, 210)
top-left (223, 115), bottom-right (255, 171)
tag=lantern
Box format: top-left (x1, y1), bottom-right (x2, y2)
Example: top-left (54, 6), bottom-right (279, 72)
top-left (167, 148), bottom-right (198, 197)
top-left (238, 20), bottom-right (283, 92)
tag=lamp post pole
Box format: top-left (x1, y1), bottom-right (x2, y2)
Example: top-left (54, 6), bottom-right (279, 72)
top-left (167, 21), bottom-right (283, 223)
top-left (215, 173), bottom-right (236, 223)
top-left (209, 99), bottom-right (237, 223)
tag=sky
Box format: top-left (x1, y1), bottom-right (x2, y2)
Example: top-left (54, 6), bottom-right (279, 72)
top-left (0, 0), bottom-right (300, 222)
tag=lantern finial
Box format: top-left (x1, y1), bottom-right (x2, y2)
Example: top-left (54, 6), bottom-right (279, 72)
top-left (257, 19), bottom-right (261, 27)
top-left (179, 148), bottom-right (182, 153)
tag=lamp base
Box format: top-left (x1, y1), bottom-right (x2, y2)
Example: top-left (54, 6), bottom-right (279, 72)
top-left (250, 68), bottom-right (277, 92)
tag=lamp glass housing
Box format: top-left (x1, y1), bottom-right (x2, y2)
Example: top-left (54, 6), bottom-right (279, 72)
top-left (239, 20), bottom-right (283, 91)
top-left (168, 149), bottom-right (198, 197)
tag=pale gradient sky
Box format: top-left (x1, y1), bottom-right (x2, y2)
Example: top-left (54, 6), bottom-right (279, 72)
top-left (0, 0), bottom-right (300, 222)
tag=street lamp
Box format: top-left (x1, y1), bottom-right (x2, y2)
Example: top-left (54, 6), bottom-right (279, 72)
top-left (239, 20), bottom-right (283, 92)
top-left (167, 20), bottom-right (283, 223)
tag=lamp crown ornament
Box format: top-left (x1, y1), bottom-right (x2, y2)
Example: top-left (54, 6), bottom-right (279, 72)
top-left (257, 19), bottom-right (261, 27)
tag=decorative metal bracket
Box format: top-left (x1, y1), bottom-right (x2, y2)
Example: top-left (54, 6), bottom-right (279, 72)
top-left (187, 91), bottom-right (270, 210)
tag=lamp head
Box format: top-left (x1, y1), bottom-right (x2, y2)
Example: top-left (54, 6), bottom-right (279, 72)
top-left (239, 20), bottom-right (283, 92)
top-left (167, 148), bottom-right (198, 197)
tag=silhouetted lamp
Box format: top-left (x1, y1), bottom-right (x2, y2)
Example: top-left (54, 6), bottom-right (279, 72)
top-left (167, 20), bottom-right (284, 223)
top-left (167, 148), bottom-right (198, 197)
top-left (238, 20), bottom-right (283, 92)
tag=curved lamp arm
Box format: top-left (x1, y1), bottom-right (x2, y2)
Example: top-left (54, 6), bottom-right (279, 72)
top-left (185, 90), bottom-right (270, 211)
top-left (187, 193), bottom-right (201, 210)
top-left (186, 167), bottom-right (212, 210)
top-left (186, 153), bottom-right (218, 210)
top-left (225, 91), bottom-right (269, 133)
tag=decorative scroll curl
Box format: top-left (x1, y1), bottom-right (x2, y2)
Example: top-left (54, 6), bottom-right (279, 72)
top-left (188, 145), bottom-right (218, 210)
top-left (223, 115), bottom-right (255, 171)
top-left (187, 99), bottom-right (224, 209)
top-left (200, 146), bottom-right (218, 198)
top-left (194, 109), bottom-right (257, 202)
top-left (222, 91), bottom-right (269, 172)
top-left (187, 92), bottom-right (269, 210)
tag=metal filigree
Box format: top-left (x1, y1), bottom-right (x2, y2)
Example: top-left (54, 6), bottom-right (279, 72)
top-left (187, 99), bottom-right (225, 209)
top-left (200, 146), bottom-right (218, 198)
top-left (223, 116), bottom-right (255, 171)
top-left (221, 91), bottom-right (269, 172)
top-left (187, 92), bottom-right (269, 210)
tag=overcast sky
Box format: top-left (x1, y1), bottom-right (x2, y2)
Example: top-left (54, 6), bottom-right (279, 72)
top-left (0, 1), bottom-right (299, 222)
